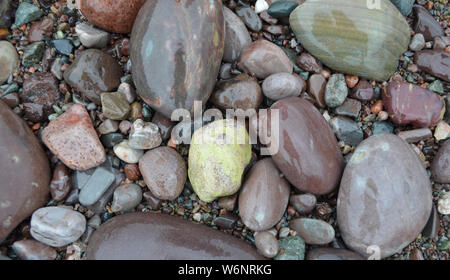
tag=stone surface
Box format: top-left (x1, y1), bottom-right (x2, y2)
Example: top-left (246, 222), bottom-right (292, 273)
top-left (52, 39), bottom-right (73, 55)
top-left (101, 133), bottom-right (124, 149)
top-left (434, 121), bottom-right (450, 141)
top-left (296, 52), bottom-right (322, 74)
top-left (12, 239), bottom-right (57, 260)
top-left (397, 128), bottom-right (432, 143)
top-left (390, 0), bottom-right (414, 16)
top-left (151, 112), bottom-right (175, 141)
top-left (330, 116), bottom-right (363, 146)
top-left (28, 17), bottom-right (53, 43)
top-left (372, 121), bottom-right (394, 135)
top-left (325, 74), bottom-right (348, 108)
top-left (290, 194), bottom-right (316, 214)
top-left (268, 1), bottom-right (299, 18)
top-left (307, 73), bottom-right (326, 108)
top-left (111, 183), bottom-right (143, 213)
top-left (0, 41), bottom-right (19, 85)
top-left (414, 50), bottom-right (450, 83)
top-left (79, 166), bottom-right (115, 206)
top-left (0, 101), bottom-right (51, 242)
top-left (235, 7), bottom-right (262, 32)
top-left (14, 2), bottom-right (43, 27)
top-left (49, 163), bottom-right (71, 202)
top-left (262, 72), bottom-right (304, 100)
top-left (75, 22), bottom-right (109, 49)
top-left (274, 236), bottom-right (305, 260)
top-left (409, 33), bottom-right (425, 52)
top-left (239, 159), bottom-right (290, 231)
top-left (22, 41), bottom-right (45, 67)
top-left (131, 0), bottom-right (225, 119)
top-left (139, 147), bottom-right (187, 200)
top-left (223, 6), bottom-right (251, 63)
top-left (98, 119), bottom-right (118, 135)
top-left (307, 248), bottom-right (364, 260)
top-left (128, 119), bottom-right (162, 150)
top-left (101, 92), bottom-right (130, 120)
top-left (335, 98), bottom-right (361, 119)
top-left (42, 104), bottom-right (106, 170)
top-left (337, 134), bottom-right (432, 258)
top-left (431, 139), bottom-right (450, 184)
top-left (254, 231), bottom-right (279, 258)
top-left (113, 140), bottom-right (144, 164)
top-left (290, 218), bottom-right (335, 245)
top-left (438, 192), bottom-right (450, 215)
top-left (218, 195), bottom-right (238, 211)
top-left (422, 205), bottom-right (440, 239)
top-left (0, 0), bottom-right (15, 28)
top-left (351, 79), bottom-right (374, 101)
top-left (413, 5), bottom-right (444, 41)
top-left (87, 213), bottom-right (263, 260)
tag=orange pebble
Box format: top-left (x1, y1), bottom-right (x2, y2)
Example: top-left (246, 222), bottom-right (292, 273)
top-left (345, 75), bottom-right (359, 89)
top-left (371, 100), bottom-right (383, 114)
top-left (31, 123), bottom-right (41, 130)
top-left (320, 69), bottom-right (330, 79)
top-left (0, 28), bottom-right (8, 39)
top-left (167, 138), bottom-right (177, 149)
top-left (445, 46), bottom-right (450, 53)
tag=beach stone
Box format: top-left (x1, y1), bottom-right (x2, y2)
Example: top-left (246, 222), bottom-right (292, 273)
top-left (414, 50), bottom-right (450, 83)
top-left (262, 72), bottom-right (305, 100)
top-left (330, 116), bottom-right (363, 146)
top-left (213, 213), bottom-right (238, 230)
top-left (433, 36), bottom-right (450, 50)
top-left (30, 207), bottom-right (86, 247)
top-left (372, 121), bottom-right (394, 135)
top-left (111, 184), bottom-right (143, 213)
top-left (151, 112), bottom-right (175, 141)
top-left (409, 33), bottom-right (425, 52)
top-left (290, 194), bottom-right (316, 214)
top-left (350, 79), bottom-right (374, 101)
top-left (63, 49), bottom-right (122, 104)
top-left (397, 128), bottom-right (432, 143)
top-left (87, 213), bottom-right (263, 260)
top-left (218, 195), bottom-right (238, 211)
top-left (12, 239), bottom-right (57, 260)
top-left (113, 140), bottom-right (144, 164)
top-left (139, 147), bottom-right (187, 200)
top-left (268, 1), bottom-right (299, 18)
top-left (290, 218), bottom-right (335, 245)
top-left (337, 134), bottom-right (433, 258)
top-left (239, 158), bottom-right (290, 231)
top-left (235, 7), bottom-right (262, 32)
top-left (431, 139), bottom-right (450, 184)
top-left (325, 74), bottom-right (348, 108)
top-left (117, 82), bottom-right (136, 104)
top-left (101, 92), bottom-right (130, 120)
top-left (131, 0), bottom-right (224, 119)
top-left (14, 2), bottom-right (43, 27)
top-left (390, 0), bottom-right (414, 16)
top-left (422, 205), bottom-right (440, 239)
top-left (307, 248), bottom-right (364, 260)
top-left (0, 101), bottom-right (51, 242)
top-left (223, 6), bottom-right (251, 63)
top-left (22, 41), bottom-right (45, 68)
top-left (438, 193), bottom-right (450, 215)
top-left (0, 0), bottom-right (15, 28)
top-left (296, 52), bottom-right (323, 74)
top-left (308, 73), bottom-right (326, 108)
top-left (128, 119), bottom-right (162, 150)
top-left (28, 17), bottom-right (53, 43)
top-left (274, 236), bottom-right (305, 260)
top-left (75, 23), bottom-right (109, 49)
top-left (52, 39), bottom-right (73, 55)
top-left (100, 133), bottom-right (124, 149)
top-left (238, 40), bottom-right (293, 79)
top-left (413, 5), bottom-right (444, 41)
top-left (143, 192), bottom-right (162, 210)
top-left (49, 163), bottom-right (71, 202)
top-left (254, 231), bottom-right (279, 258)
top-left (335, 98), bottom-right (361, 119)
top-left (78, 166), bottom-right (115, 206)
top-left (0, 41), bottom-right (19, 85)
top-left (434, 121), bottom-right (450, 141)
top-left (98, 119), bottom-right (118, 135)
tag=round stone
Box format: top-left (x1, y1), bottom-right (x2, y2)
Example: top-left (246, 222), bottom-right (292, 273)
top-left (0, 41), bottom-right (19, 84)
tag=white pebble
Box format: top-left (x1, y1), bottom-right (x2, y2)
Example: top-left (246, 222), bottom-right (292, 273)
top-left (255, 0), bottom-right (269, 14)
top-left (438, 192), bottom-right (450, 215)
top-left (113, 140), bottom-right (144, 163)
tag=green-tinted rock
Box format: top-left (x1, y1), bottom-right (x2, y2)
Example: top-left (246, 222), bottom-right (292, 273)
top-left (268, 1), bottom-right (299, 18)
top-left (100, 133), bottom-right (124, 149)
top-left (101, 92), bottom-right (130, 120)
top-left (438, 240), bottom-right (450, 251)
top-left (15, 2), bottom-right (43, 27)
top-left (325, 74), bottom-right (348, 108)
top-left (428, 80), bottom-right (444, 95)
top-left (289, 0), bottom-right (410, 81)
top-left (22, 41), bottom-right (45, 67)
top-left (390, 0), bottom-right (414, 16)
top-left (188, 119), bottom-right (251, 203)
top-left (275, 236), bottom-right (305, 260)
top-left (372, 121), bottom-right (394, 135)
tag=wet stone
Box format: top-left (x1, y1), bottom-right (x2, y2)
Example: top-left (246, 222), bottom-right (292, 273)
top-left (52, 39), bottom-right (73, 56)
top-left (325, 74), bottom-right (348, 108)
top-left (100, 133), bottom-right (124, 149)
top-left (124, 163), bottom-right (141, 181)
top-left (14, 2), bottom-right (43, 27)
top-left (335, 98), bottom-right (361, 119)
top-left (22, 41), bottom-right (45, 67)
top-left (307, 248), bottom-right (364, 260)
top-left (274, 236), bottom-right (305, 260)
top-left (151, 112), bottom-right (175, 141)
top-left (431, 139), bottom-right (450, 184)
top-left (268, 1), bottom-right (299, 18)
top-left (213, 213), bottom-right (239, 230)
top-left (117, 83), bottom-right (136, 104)
top-left (290, 194), bottom-right (316, 214)
top-left (413, 5), bottom-right (444, 41)
top-left (75, 23), bottom-right (109, 49)
top-left (290, 218), bottom-right (335, 245)
top-left (113, 140), bottom-right (144, 164)
top-left (128, 119), bottom-right (162, 150)
top-left (397, 128), bottom-right (432, 143)
top-left (262, 72), bottom-right (305, 101)
top-left (223, 6), bottom-right (252, 63)
top-left (0, 41), bottom-right (19, 85)
top-left (308, 73), bottom-right (326, 108)
top-left (414, 50), bottom-right (450, 83)
top-left (350, 79), bottom-right (374, 101)
top-left (12, 239), bottom-right (57, 260)
top-left (101, 92), bottom-right (130, 121)
top-left (28, 17), bottom-right (54, 43)
top-left (372, 121), bottom-right (394, 135)
top-left (330, 116), bottom-right (363, 146)
top-left (255, 231), bottom-right (279, 258)
top-left (235, 7), bottom-right (262, 32)
top-left (49, 163), bottom-right (71, 202)
top-left (143, 191), bottom-right (162, 210)
top-left (0, 0), bottom-right (15, 28)
top-left (111, 183), bottom-right (143, 213)
top-left (78, 166), bottom-right (115, 206)
top-left (296, 52), bottom-right (323, 74)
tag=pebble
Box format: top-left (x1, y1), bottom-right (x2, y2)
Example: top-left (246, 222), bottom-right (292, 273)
top-left (100, 133), bottom-right (124, 149)
top-left (30, 207), bottom-right (86, 247)
top-left (409, 33), bottom-right (425, 52)
top-left (218, 194), bottom-right (238, 211)
top-left (0, 41), bottom-right (19, 85)
top-left (390, 0), bottom-right (415, 16)
top-left (12, 240), bottom-right (57, 260)
top-left (98, 119), bottom-right (119, 135)
top-left (223, 6), bottom-right (251, 63)
top-left (335, 98), bottom-right (361, 119)
top-left (433, 36), bottom-right (450, 50)
top-left (414, 50), bottom-right (450, 82)
top-left (431, 139), bottom-right (450, 183)
top-left (413, 5), bottom-right (444, 41)
top-left (428, 80), bottom-right (444, 95)
top-left (437, 192), bottom-right (450, 215)
top-left (14, 2), bottom-right (43, 27)
top-left (307, 248), bottom-right (364, 260)
top-left (397, 128), bottom-right (432, 143)
top-left (325, 74), bottom-right (348, 108)
top-left (117, 82), bottom-right (136, 104)
top-left (101, 92), bottom-right (130, 120)
top-left (49, 163), bottom-right (71, 202)
top-left (274, 236), bottom-right (305, 260)
top-left (235, 7), bottom-right (262, 32)
top-left (330, 116), bottom-right (363, 146)
top-left (254, 231), bottom-right (279, 258)
top-left (0, 0), bottom-right (14, 28)
top-left (79, 166), bottom-right (115, 206)
top-left (52, 39), bottom-right (73, 55)
top-left (119, 120), bottom-right (132, 135)
top-left (143, 191), bottom-right (162, 210)
top-left (88, 215), bottom-right (101, 230)
top-left (123, 163), bottom-right (141, 181)
top-left (307, 73), bottom-right (326, 108)
top-left (75, 23), bottom-right (109, 49)
top-left (422, 205), bottom-right (440, 239)
top-left (372, 121), bottom-right (394, 135)
top-left (127, 120), bottom-right (161, 150)
top-left (255, 0), bottom-right (269, 14)
top-left (139, 147), bottom-right (186, 200)
top-left (42, 104), bottom-right (106, 170)
top-left (290, 194), bottom-right (316, 214)
top-left (151, 112), bottom-right (175, 141)
top-left (213, 213), bottom-right (239, 230)
top-left (262, 72), bottom-right (305, 100)
top-left (22, 41), bottom-right (45, 67)
top-left (296, 52), bottom-right (323, 74)
top-left (28, 17), bottom-right (54, 43)
top-left (434, 121), bottom-right (450, 141)
top-left (350, 79), bottom-right (374, 101)
top-left (111, 184), bottom-right (143, 213)
top-left (50, 58), bottom-right (63, 80)
top-left (290, 218), bottom-right (335, 245)
top-left (113, 140), bottom-right (144, 164)
top-left (268, 0), bottom-right (299, 18)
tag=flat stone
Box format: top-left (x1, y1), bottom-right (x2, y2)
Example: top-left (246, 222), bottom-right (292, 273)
top-left (308, 73), bottom-right (326, 108)
top-left (111, 183), bottom-right (142, 213)
top-left (79, 166), bottom-right (115, 206)
top-left (431, 139), bottom-right (450, 183)
top-left (0, 41), bottom-right (19, 85)
top-left (235, 7), bottom-right (262, 32)
top-left (28, 17), bottom-right (53, 43)
top-left (335, 98), bottom-right (361, 119)
top-left (262, 72), bottom-right (305, 100)
top-left (75, 23), bottom-right (109, 49)
top-left (330, 116), bottom-right (363, 146)
top-left (14, 2), bottom-right (43, 27)
top-left (274, 236), bottom-right (305, 260)
top-left (372, 121), bottom-right (394, 135)
top-left (254, 231), bottom-right (279, 258)
top-left (268, 1), bottom-right (299, 18)
top-left (290, 194), bottom-right (316, 214)
top-left (128, 119), bottom-right (162, 150)
top-left (325, 74), bottom-right (348, 108)
top-left (397, 128), bottom-right (432, 143)
top-left (52, 39), bottom-right (73, 55)
top-left (212, 213), bottom-right (239, 230)
top-left (12, 240), bottom-right (57, 260)
top-left (113, 140), bottom-right (143, 164)
top-left (307, 248), bottom-right (364, 260)
top-left (290, 218), bottom-right (335, 245)
top-left (350, 79), bottom-right (374, 101)
top-left (413, 5), bottom-right (444, 41)
top-left (101, 92), bottom-right (130, 120)
top-left (223, 6), bottom-right (251, 63)
top-left (415, 50), bottom-right (450, 83)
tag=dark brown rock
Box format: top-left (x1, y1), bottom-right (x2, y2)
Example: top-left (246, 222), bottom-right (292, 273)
top-left (151, 112), bottom-right (175, 141)
top-left (307, 73), bottom-right (326, 108)
top-left (0, 101), bottom-right (50, 242)
top-left (413, 5), bottom-right (444, 41)
top-left (1, 92), bottom-right (19, 108)
top-left (123, 163), bottom-right (141, 181)
top-left (431, 139), bottom-right (450, 184)
top-left (212, 213), bottom-right (239, 230)
top-left (49, 163), bottom-right (71, 202)
top-left (296, 52), bottom-right (323, 74)
top-left (350, 79), bottom-right (374, 101)
top-left (87, 212), bottom-right (264, 260)
top-left (307, 248), bottom-right (364, 260)
top-left (414, 50), bottom-right (450, 82)
top-left (28, 17), bottom-right (54, 43)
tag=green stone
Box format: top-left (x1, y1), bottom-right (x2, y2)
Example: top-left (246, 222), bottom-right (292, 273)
top-left (14, 2), bottom-right (43, 27)
top-left (275, 236), bottom-right (305, 260)
top-left (22, 41), bottom-right (45, 67)
top-left (101, 92), bottom-right (130, 120)
top-left (372, 121), bottom-right (394, 135)
top-left (428, 80), bottom-right (444, 95)
top-left (390, 0), bottom-right (415, 16)
top-left (268, 1), bottom-right (299, 18)
top-left (325, 74), bottom-right (348, 108)
top-left (438, 240), bottom-right (449, 251)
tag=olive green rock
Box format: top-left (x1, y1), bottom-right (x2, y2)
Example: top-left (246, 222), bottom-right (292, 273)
top-left (289, 0), bottom-right (410, 82)
top-left (101, 92), bottom-right (130, 120)
top-left (188, 119), bottom-right (251, 203)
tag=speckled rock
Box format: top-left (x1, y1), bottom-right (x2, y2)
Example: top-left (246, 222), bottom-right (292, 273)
top-left (262, 72), bottom-right (305, 100)
top-left (223, 6), bottom-right (251, 63)
top-left (431, 139), bottom-right (450, 184)
top-left (12, 239), bottom-right (57, 260)
top-left (111, 183), bottom-right (143, 213)
top-left (290, 218), bottom-right (335, 245)
top-left (49, 163), bottom-right (71, 202)
top-left (0, 41), bottom-right (19, 85)
top-left (307, 248), bottom-right (364, 260)
top-left (325, 74), bottom-right (348, 108)
top-left (414, 50), bottom-right (450, 83)
top-left (274, 236), bottom-right (305, 260)
top-left (128, 119), bottom-right (162, 150)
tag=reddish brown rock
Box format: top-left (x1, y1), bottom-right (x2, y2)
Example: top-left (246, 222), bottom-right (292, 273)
top-left (0, 101), bottom-right (50, 242)
top-left (1, 92), bottom-right (19, 108)
top-left (307, 248), bottom-right (364, 260)
top-left (307, 73), bottom-right (326, 108)
top-left (431, 139), bottom-right (450, 184)
top-left (87, 212), bottom-right (264, 260)
top-left (42, 104), bottom-right (106, 170)
top-left (28, 17), bottom-right (54, 43)
top-left (350, 79), bottom-right (374, 101)
top-left (151, 112), bottom-right (175, 141)
top-left (49, 163), bottom-right (71, 202)
top-left (223, 6), bottom-right (251, 63)
top-left (414, 50), bottom-right (450, 82)
top-left (262, 72), bottom-right (305, 100)
top-left (382, 81), bottom-right (444, 128)
top-left (12, 239), bottom-right (57, 260)
top-left (124, 163), bottom-right (141, 181)
top-left (77, 0), bottom-right (147, 34)
top-left (413, 5), bottom-right (444, 41)
top-left (296, 52), bottom-right (323, 74)
top-left (269, 97), bottom-right (344, 195)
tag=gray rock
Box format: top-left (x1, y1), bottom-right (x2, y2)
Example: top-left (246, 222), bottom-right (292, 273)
top-left (75, 23), bottom-right (109, 49)
top-left (87, 215), bottom-right (101, 229)
top-left (290, 194), bottom-right (316, 214)
top-left (113, 140), bottom-right (144, 164)
top-left (14, 2), bottom-right (43, 27)
top-left (100, 133), bottom-right (124, 149)
top-left (98, 119), bottom-right (119, 135)
top-left (262, 72), bottom-right (304, 100)
top-left (372, 121), bottom-right (394, 135)
top-left (0, 41), bottom-right (19, 85)
top-left (290, 218), bottom-right (335, 245)
top-left (50, 58), bottom-right (63, 80)
top-left (409, 33), bottom-right (425, 52)
top-left (79, 166), bottom-right (115, 206)
top-left (111, 183), bottom-right (142, 213)
top-left (128, 119), bottom-right (162, 150)
top-left (335, 98), bottom-right (361, 119)
top-left (325, 74), bottom-right (348, 108)
top-left (397, 128), bottom-right (432, 143)
top-left (235, 7), bottom-right (262, 32)
top-left (274, 236), bottom-right (305, 260)
top-left (223, 6), bottom-right (251, 63)
top-left (52, 39), bottom-right (73, 55)
top-left (117, 82), bottom-right (136, 104)
top-left (22, 41), bottom-right (45, 67)
top-left (330, 116), bottom-right (363, 146)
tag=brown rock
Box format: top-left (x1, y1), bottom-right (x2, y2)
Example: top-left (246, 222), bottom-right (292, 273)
top-left (397, 128), bottom-right (432, 143)
top-left (290, 194), bottom-right (316, 214)
top-left (413, 5), bottom-right (444, 41)
top-left (223, 6), bottom-right (251, 63)
top-left (307, 73), bottom-right (326, 108)
top-left (431, 139), bottom-right (450, 183)
top-left (254, 231), bottom-right (279, 258)
top-left (290, 218), bottom-right (335, 245)
top-left (28, 17), bottom-right (54, 43)
top-left (12, 239), bottom-right (57, 260)
top-left (307, 248), bottom-right (364, 260)
top-left (124, 163), bottom-right (141, 181)
top-left (296, 52), bottom-right (322, 74)
top-left (422, 205), bottom-right (440, 239)
top-left (1, 92), bottom-right (19, 108)
top-left (218, 194), bottom-right (237, 211)
top-left (414, 50), bottom-right (450, 82)
top-left (151, 112), bottom-right (175, 141)
top-left (49, 163), bottom-right (71, 202)
top-left (350, 79), bottom-right (374, 101)
top-left (262, 72), bottom-right (305, 100)
top-left (409, 248), bottom-right (424, 260)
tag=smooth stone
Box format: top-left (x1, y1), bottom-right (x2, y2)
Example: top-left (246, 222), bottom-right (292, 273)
top-left (12, 240), bottom-right (57, 260)
top-left (308, 73), bottom-right (326, 108)
top-left (111, 183), bottom-right (142, 213)
top-left (290, 194), bottom-right (316, 214)
top-left (235, 7), bottom-right (262, 32)
top-left (131, 0), bottom-right (224, 119)
top-left (254, 231), bottom-right (279, 258)
top-left (238, 40), bottom-right (293, 79)
top-left (422, 205), bottom-right (440, 239)
top-left (75, 23), bottom-right (109, 49)
top-left (438, 193), bottom-right (450, 215)
top-left (289, 0), bottom-right (411, 81)
top-left (274, 236), bottom-right (305, 260)
top-left (290, 218), bottom-right (335, 245)
top-left (49, 163), bottom-right (71, 202)
top-left (219, 63), bottom-right (234, 80)
top-left (143, 191), bottom-right (162, 210)
top-left (262, 72), bottom-right (304, 100)
top-left (188, 119), bottom-right (251, 202)
top-left (433, 36), bottom-right (450, 50)
top-left (434, 121), bottom-right (450, 141)
top-left (210, 74), bottom-right (262, 111)
top-left (212, 213), bottom-right (239, 230)
top-left (397, 128), bottom-right (432, 143)
top-left (63, 49), bottom-right (122, 104)
top-left (139, 147), bottom-right (187, 200)
top-left (239, 158), bottom-right (290, 231)
top-left (372, 121), bottom-right (394, 135)
top-left (1, 92), bottom-right (19, 108)
top-left (28, 17), bottom-right (53, 43)
top-left (431, 139), bottom-right (450, 184)
top-left (117, 82), bottom-right (136, 104)
top-left (350, 79), bottom-right (374, 101)
top-left (78, 166), bottom-right (115, 206)
top-left (42, 104), bottom-right (106, 170)
top-left (128, 120), bottom-right (162, 150)
top-left (255, 0), bottom-right (270, 14)
top-left (296, 52), bottom-right (323, 74)
top-left (413, 5), bottom-right (444, 41)
top-left (390, 0), bottom-right (414, 16)
top-left (337, 134), bottom-right (432, 258)
top-left (14, 2), bottom-right (43, 27)
top-left (113, 140), bottom-right (144, 164)
top-left (330, 116), bottom-right (363, 146)
top-left (52, 39), bottom-right (73, 55)
top-left (87, 213), bottom-right (263, 260)
top-left (98, 119), bottom-right (118, 135)
top-left (101, 92), bottom-right (130, 120)
top-left (77, 0), bottom-right (146, 34)
top-left (268, 1), bottom-right (298, 18)
top-left (409, 33), bottom-right (425, 52)
top-left (382, 81), bottom-right (444, 127)
top-left (0, 0), bottom-right (15, 28)
top-left (269, 97), bottom-right (344, 194)
top-left (22, 41), bottom-right (45, 67)
top-left (50, 58), bottom-right (63, 80)
top-left (223, 6), bottom-right (251, 63)
top-left (151, 112), bottom-right (175, 141)
top-left (218, 194), bottom-right (238, 211)
top-left (30, 207), bottom-right (86, 247)
top-left (0, 41), bottom-right (19, 85)
top-left (335, 98), bottom-right (361, 119)
top-left (307, 248), bottom-right (364, 260)
top-left (0, 101), bottom-right (50, 242)
top-left (100, 133), bottom-right (124, 149)
top-left (414, 50), bottom-right (450, 82)
top-left (325, 74), bottom-right (348, 108)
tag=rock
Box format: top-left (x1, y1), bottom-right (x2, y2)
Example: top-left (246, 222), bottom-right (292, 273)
top-left (131, 0), bottom-right (224, 119)
top-left (262, 72), bottom-right (305, 100)
top-left (123, 163), bottom-right (141, 181)
top-left (437, 192), bottom-right (450, 215)
top-left (111, 184), bottom-right (142, 213)
top-left (63, 49), bottom-right (122, 104)
top-left (274, 236), bottom-right (305, 260)
top-left (308, 73), bottom-right (326, 108)
top-left (0, 101), bottom-right (51, 242)
top-left (143, 192), bottom-right (162, 210)
top-left (289, 0), bottom-right (410, 81)
top-left (270, 97), bottom-right (344, 194)
top-left (409, 248), bottom-right (424, 260)
top-left (86, 213), bottom-right (263, 260)
top-left (290, 194), bottom-right (316, 214)
top-left (307, 248), bottom-right (364, 260)
top-left (434, 121), bottom-right (450, 141)
top-left (139, 147), bottom-right (186, 200)
top-left (210, 74), bottom-right (262, 111)
top-left (433, 36), bottom-right (450, 50)
top-left (30, 207), bottom-right (86, 247)
top-left (128, 120), bottom-right (162, 150)
top-left (413, 5), bottom-right (444, 41)
top-left (330, 116), bottom-right (363, 146)
top-left (428, 80), bottom-right (444, 95)
top-left (223, 7), bottom-right (251, 63)
top-left (119, 120), bottom-right (132, 135)
top-left (290, 218), bottom-right (335, 245)
top-left (382, 81), bottom-right (444, 127)
top-left (0, 0), bottom-right (15, 28)
top-left (78, 166), bottom-right (115, 206)
top-left (218, 194), bottom-right (238, 211)
top-left (239, 158), bottom-right (290, 231)
top-left (188, 119), bottom-right (251, 202)
top-left (235, 7), bottom-right (262, 32)
top-left (28, 17), bottom-right (53, 43)
top-left (325, 74), bottom-right (348, 108)
top-left (422, 205), bottom-right (440, 239)
top-left (49, 163), bottom-right (71, 202)
top-left (390, 0), bottom-right (414, 16)
top-left (22, 41), bottom-right (45, 67)
top-left (255, 0), bottom-right (269, 14)
top-left (113, 140), bottom-right (144, 164)
top-left (397, 128), bottom-right (432, 143)
top-left (213, 213), bottom-right (238, 229)
top-left (151, 112), bottom-right (175, 141)
top-left (335, 98), bottom-right (361, 119)
top-left (350, 79), bottom-right (374, 101)
top-left (431, 139), bottom-right (450, 183)
top-left (409, 33), bottom-right (425, 52)
top-left (268, 1), bottom-right (299, 18)
top-left (77, 0), bottom-right (146, 34)
top-left (14, 2), bottom-right (43, 27)
top-left (1, 92), bottom-right (19, 108)
top-left (337, 134), bottom-right (432, 258)
top-left (75, 23), bottom-right (109, 49)
top-left (12, 240), bottom-right (57, 260)
top-left (100, 133), bottom-right (124, 149)
top-left (255, 231), bottom-right (279, 258)
top-left (296, 52), bottom-right (323, 74)
top-left (117, 82), bottom-right (136, 104)
top-left (372, 121), bottom-right (394, 135)
top-left (52, 39), bottom-right (73, 55)
top-left (238, 40), bottom-right (293, 79)
top-left (0, 41), bottom-right (19, 85)
top-left (50, 58), bottom-right (63, 80)
top-left (414, 50), bottom-right (450, 82)
top-left (98, 119), bottom-right (118, 135)
top-left (101, 92), bottom-right (130, 120)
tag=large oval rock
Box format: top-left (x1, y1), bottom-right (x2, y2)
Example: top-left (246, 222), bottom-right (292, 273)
top-left (87, 213), bottom-right (263, 260)
top-left (337, 134), bottom-right (432, 258)
top-left (0, 101), bottom-right (51, 242)
top-left (289, 0), bottom-right (410, 81)
top-left (131, 0), bottom-right (225, 119)
top-left (239, 158), bottom-right (290, 231)
top-left (188, 119), bottom-right (251, 202)
top-left (269, 97), bottom-right (344, 195)
top-left (431, 139), bottom-right (450, 184)
top-left (223, 6), bottom-right (251, 63)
